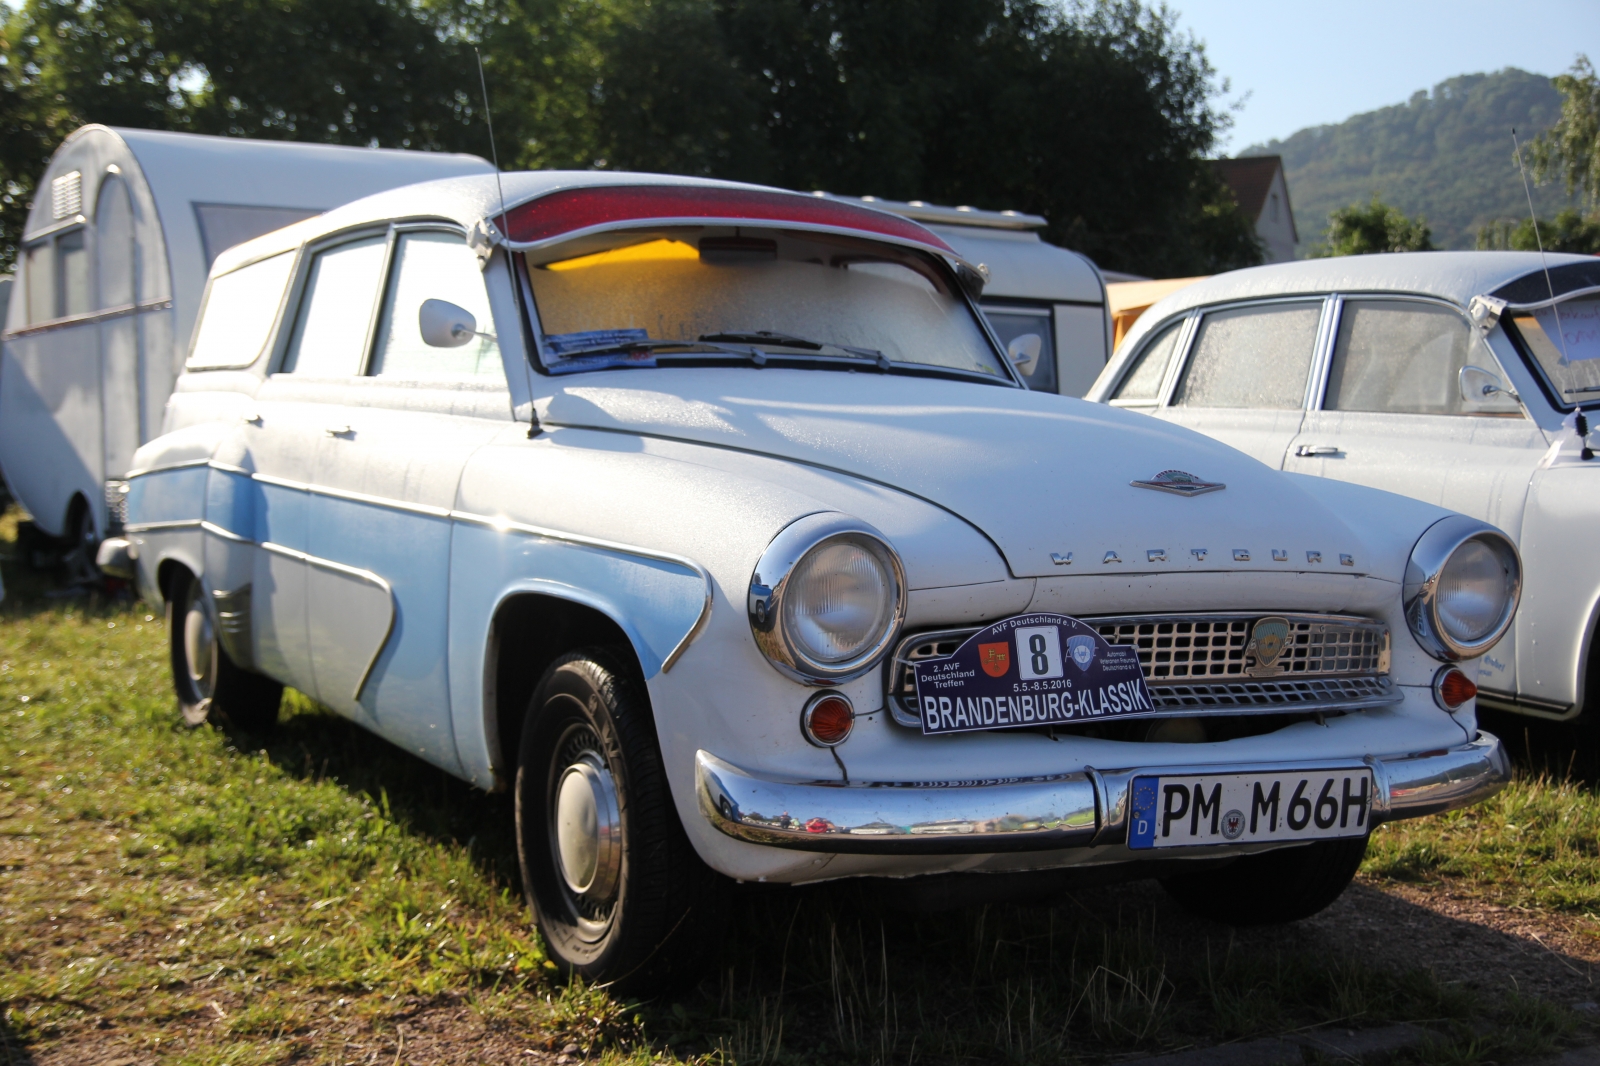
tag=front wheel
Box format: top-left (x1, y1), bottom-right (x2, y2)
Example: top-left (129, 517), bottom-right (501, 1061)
top-left (166, 569), bottom-right (283, 731)
top-left (1160, 836), bottom-right (1368, 925)
top-left (515, 650), bottom-right (721, 996)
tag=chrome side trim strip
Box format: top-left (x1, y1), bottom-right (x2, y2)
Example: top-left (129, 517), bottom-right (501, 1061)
top-left (448, 509), bottom-right (713, 672)
top-left (201, 521), bottom-right (251, 544)
top-left (125, 459), bottom-right (714, 672)
top-left (124, 519), bottom-right (203, 533)
top-left (124, 458), bottom-right (213, 480)
top-left (261, 541), bottom-right (396, 701)
top-left (695, 733), bottom-right (1508, 854)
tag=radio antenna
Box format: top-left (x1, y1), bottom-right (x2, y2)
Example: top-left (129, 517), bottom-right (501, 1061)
top-left (475, 46), bottom-right (541, 436)
top-left (475, 47), bottom-right (509, 234)
top-left (1511, 127), bottom-right (1569, 363)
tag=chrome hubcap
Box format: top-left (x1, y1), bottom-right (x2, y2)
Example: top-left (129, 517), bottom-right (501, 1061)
top-left (553, 752), bottom-right (621, 901)
top-left (183, 588), bottom-right (217, 698)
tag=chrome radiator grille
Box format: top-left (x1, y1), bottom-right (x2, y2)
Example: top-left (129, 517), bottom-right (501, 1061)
top-left (886, 612), bottom-right (1394, 726)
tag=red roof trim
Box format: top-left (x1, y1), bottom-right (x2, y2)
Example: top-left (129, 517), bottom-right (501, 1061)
top-left (498, 184), bottom-right (955, 254)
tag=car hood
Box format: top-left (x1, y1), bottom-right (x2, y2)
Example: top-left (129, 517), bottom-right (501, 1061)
top-left (537, 368), bottom-right (1414, 580)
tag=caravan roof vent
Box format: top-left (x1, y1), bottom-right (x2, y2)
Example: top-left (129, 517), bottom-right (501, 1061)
top-left (52, 172), bottom-right (82, 220)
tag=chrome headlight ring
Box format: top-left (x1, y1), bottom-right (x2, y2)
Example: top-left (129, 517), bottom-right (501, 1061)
top-left (748, 512), bottom-right (907, 684)
top-left (1404, 515), bottom-right (1521, 662)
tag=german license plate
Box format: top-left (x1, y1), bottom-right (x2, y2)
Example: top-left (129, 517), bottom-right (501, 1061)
top-left (1127, 769), bottom-right (1373, 849)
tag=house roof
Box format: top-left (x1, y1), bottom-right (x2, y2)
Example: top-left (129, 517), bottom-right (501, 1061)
top-left (1211, 155), bottom-right (1296, 240)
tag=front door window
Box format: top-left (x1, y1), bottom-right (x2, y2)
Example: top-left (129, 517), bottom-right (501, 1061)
top-left (1324, 300), bottom-right (1519, 416)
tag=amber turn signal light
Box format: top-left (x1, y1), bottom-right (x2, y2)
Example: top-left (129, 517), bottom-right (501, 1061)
top-left (1432, 666), bottom-right (1477, 712)
top-left (802, 692), bottom-right (854, 747)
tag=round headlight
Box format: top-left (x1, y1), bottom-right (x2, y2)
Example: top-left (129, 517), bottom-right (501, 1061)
top-left (1405, 517), bottom-right (1521, 661)
top-left (749, 514), bottom-right (906, 683)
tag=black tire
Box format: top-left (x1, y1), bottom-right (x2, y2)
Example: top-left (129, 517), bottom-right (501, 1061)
top-left (515, 649), bottom-right (721, 996)
top-left (1160, 836), bottom-right (1369, 925)
top-left (61, 502), bottom-right (99, 584)
top-left (166, 568), bottom-right (283, 732)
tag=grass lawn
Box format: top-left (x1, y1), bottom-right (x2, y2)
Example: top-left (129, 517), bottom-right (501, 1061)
top-left (0, 518), bottom-right (1590, 1064)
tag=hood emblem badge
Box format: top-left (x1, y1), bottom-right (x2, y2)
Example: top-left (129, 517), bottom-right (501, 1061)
top-left (1131, 469), bottom-right (1225, 497)
top-left (1250, 616), bottom-right (1291, 670)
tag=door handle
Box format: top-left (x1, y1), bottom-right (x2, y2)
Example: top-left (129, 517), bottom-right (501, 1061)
top-left (241, 412), bottom-right (263, 425)
top-left (1295, 444), bottom-right (1342, 457)
top-left (325, 425), bottom-right (354, 438)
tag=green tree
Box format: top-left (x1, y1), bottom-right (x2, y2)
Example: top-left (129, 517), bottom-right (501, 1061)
top-left (595, 0), bottom-right (1262, 276)
top-left (1476, 208), bottom-right (1600, 254)
top-left (1313, 196), bottom-right (1434, 256)
top-left (1528, 54), bottom-right (1600, 207)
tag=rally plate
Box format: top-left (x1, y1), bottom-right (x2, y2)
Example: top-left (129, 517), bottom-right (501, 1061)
top-left (912, 612), bottom-right (1154, 736)
top-left (1127, 769), bottom-right (1373, 849)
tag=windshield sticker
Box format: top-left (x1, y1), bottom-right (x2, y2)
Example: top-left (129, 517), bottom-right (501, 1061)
top-left (543, 328), bottom-right (658, 374)
top-left (1531, 303), bottom-right (1600, 362)
top-left (544, 328), bottom-right (650, 356)
top-left (913, 613), bottom-right (1154, 736)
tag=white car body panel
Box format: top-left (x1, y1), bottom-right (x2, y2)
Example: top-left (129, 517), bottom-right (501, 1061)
top-left (1087, 250), bottom-right (1600, 718)
top-left (120, 176), bottom-right (1509, 888)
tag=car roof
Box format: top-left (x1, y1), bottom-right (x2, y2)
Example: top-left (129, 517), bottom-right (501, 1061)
top-left (209, 170), bottom-right (960, 276)
top-left (1110, 250), bottom-right (1597, 361)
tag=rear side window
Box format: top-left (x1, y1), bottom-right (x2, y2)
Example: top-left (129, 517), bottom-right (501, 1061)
top-left (1112, 320), bottom-right (1183, 403)
top-left (1173, 302), bottom-right (1321, 409)
top-left (1323, 300), bottom-right (1510, 416)
top-left (188, 252), bottom-right (297, 369)
top-left (282, 236), bottom-right (387, 376)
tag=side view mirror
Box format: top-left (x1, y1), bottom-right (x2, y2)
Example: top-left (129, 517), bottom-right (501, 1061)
top-left (419, 299), bottom-right (479, 348)
top-left (1460, 365), bottom-right (1515, 404)
top-left (1008, 333), bottom-right (1042, 376)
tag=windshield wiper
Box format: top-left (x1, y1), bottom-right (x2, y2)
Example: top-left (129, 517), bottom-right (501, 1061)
top-left (699, 331), bottom-right (891, 369)
top-left (1565, 385), bottom-right (1600, 395)
top-left (546, 337), bottom-right (752, 360)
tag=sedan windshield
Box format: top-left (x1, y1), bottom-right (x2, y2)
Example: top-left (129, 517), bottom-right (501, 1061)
top-left (521, 227), bottom-right (1009, 380)
top-left (1506, 294), bottom-right (1600, 404)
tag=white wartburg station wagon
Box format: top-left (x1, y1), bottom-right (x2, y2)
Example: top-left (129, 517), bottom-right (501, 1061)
top-left (108, 172), bottom-right (1515, 993)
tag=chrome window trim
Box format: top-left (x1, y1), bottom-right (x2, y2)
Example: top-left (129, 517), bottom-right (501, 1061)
top-left (122, 457), bottom-right (714, 673)
top-left (3, 297), bottom-right (174, 341)
top-left (1314, 293), bottom-right (1517, 416)
top-left (1105, 310), bottom-right (1195, 408)
top-left (1404, 514), bottom-right (1522, 661)
top-left (1165, 295), bottom-right (1331, 410)
top-left (1304, 295), bottom-right (1342, 411)
top-left (748, 511), bottom-right (907, 685)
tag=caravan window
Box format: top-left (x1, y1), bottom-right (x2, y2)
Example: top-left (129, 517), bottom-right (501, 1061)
top-left (97, 176), bottom-right (136, 309)
top-left (57, 229), bottom-right (91, 317)
top-left (282, 236), bottom-right (388, 376)
top-left (24, 243), bottom-right (53, 325)
top-left (188, 252), bottom-right (297, 369)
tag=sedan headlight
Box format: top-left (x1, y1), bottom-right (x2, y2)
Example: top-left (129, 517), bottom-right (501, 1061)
top-left (749, 513), bottom-right (906, 683)
top-left (1404, 515), bottom-right (1521, 661)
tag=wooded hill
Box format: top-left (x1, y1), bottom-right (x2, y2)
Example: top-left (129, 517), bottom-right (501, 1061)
top-left (1244, 68), bottom-right (1580, 252)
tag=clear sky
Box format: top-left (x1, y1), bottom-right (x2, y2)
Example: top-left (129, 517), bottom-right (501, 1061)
top-left (1166, 0), bottom-right (1600, 154)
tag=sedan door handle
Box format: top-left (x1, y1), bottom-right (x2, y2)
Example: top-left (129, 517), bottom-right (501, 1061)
top-left (325, 425), bottom-right (354, 438)
top-left (1295, 444), bottom-right (1342, 457)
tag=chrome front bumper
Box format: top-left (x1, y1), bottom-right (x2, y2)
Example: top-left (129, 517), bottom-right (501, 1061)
top-left (696, 732), bottom-right (1509, 854)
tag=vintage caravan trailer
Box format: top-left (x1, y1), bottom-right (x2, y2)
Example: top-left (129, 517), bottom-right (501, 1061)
top-left (821, 196), bottom-right (1113, 396)
top-left (0, 126), bottom-right (492, 559)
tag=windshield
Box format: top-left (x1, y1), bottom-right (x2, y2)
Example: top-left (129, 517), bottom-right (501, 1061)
top-left (1506, 294), bottom-right (1600, 404)
top-left (520, 227), bottom-right (1009, 380)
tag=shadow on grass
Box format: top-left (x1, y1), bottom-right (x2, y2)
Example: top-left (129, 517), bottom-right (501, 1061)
top-left (0, 1012), bottom-right (37, 1066)
top-left (232, 695), bottom-right (524, 893)
top-left (1482, 706), bottom-right (1600, 786)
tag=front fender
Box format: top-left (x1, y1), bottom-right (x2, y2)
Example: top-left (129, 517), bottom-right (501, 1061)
top-left (445, 519), bottom-right (713, 791)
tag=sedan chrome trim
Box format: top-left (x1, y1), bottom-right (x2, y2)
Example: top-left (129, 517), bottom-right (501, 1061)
top-left (123, 458), bottom-right (714, 672)
top-left (260, 541), bottom-right (396, 701)
top-left (696, 733), bottom-right (1509, 854)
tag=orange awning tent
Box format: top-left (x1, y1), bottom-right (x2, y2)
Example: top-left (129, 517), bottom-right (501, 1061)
top-left (1106, 276), bottom-right (1207, 351)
